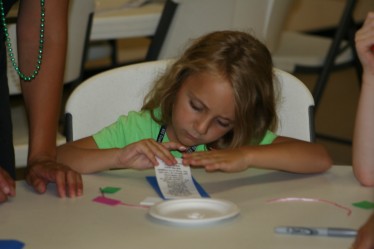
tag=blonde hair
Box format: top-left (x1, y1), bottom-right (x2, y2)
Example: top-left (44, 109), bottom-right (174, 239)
top-left (142, 30), bottom-right (277, 149)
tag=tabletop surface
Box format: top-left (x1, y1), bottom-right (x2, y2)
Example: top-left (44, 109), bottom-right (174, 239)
top-left (1, 166), bottom-right (373, 249)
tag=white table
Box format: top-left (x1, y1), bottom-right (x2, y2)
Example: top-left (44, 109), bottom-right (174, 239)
top-left (0, 166), bottom-right (372, 249)
top-left (90, 0), bottom-right (165, 41)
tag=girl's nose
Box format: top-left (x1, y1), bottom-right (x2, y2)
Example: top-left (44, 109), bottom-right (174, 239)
top-left (194, 117), bottom-right (210, 135)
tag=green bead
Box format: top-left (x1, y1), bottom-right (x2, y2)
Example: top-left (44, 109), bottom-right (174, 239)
top-left (1, 0), bottom-right (45, 81)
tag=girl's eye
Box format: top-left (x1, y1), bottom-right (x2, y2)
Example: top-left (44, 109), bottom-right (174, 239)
top-left (217, 119), bottom-right (230, 128)
top-left (190, 101), bottom-right (203, 111)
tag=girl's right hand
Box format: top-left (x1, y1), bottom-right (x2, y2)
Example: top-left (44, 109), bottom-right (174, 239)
top-left (116, 139), bottom-right (186, 170)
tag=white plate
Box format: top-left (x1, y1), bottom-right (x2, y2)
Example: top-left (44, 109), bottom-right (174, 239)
top-left (148, 198), bottom-right (240, 225)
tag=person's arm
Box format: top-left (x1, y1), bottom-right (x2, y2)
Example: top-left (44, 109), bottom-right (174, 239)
top-left (352, 12), bottom-right (374, 187)
top-left (17, 0), bottom-right (82, 197)
top-left (57, 137), bottom-right (187, 174)
top-left (57, 137), bottom-right (122, 174)
top-left (183, 136), bottom-right (332, 173)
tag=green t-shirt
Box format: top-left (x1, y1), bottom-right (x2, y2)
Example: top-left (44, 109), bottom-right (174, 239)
top-left (93, 109), bottom-right (277, 158)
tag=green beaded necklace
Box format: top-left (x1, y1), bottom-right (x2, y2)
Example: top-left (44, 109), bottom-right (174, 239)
top-left (0, 0), bottom-right (45, 81)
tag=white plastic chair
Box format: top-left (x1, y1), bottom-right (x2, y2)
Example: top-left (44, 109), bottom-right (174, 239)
top-left (9, 0), bottom-right (95, 167)
top-left (65, 60), bottom-right (314, 143)
top-left (146, 0), bottom-right (356, 108)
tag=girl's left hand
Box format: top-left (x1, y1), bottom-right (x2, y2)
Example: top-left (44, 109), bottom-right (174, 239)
top-left (182, 148), bottom-right (249, 172)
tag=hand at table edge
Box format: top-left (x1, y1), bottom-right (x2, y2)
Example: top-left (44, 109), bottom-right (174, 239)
top-left (25, 159), bottom-right (83, 198)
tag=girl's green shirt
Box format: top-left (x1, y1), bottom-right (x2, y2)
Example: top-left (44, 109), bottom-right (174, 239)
top-left (93, 108), bottom-right (277, 158)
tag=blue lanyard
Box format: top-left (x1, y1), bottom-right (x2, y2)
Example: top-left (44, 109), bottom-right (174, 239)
top-left (156, 125), bottom-right (196, 153)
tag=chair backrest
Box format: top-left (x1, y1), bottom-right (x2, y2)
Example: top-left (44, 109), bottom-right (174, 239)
top-left (273, 68), bottom-right (315, 142)
top-left (65, 60), bottom-right (314, 142)
top-left (7, 0), bottom-right (94, 94)
top-left (147, 0), bottom-right (293, 60)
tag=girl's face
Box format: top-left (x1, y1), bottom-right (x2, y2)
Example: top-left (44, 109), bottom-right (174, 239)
top-left (167, 71), bottom-right (235, 147)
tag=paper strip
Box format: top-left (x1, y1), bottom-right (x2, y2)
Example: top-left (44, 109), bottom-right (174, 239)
top-left (267, 197), bottom-right (352, 216)
top-left (154, 158), bottom-right (201, 199)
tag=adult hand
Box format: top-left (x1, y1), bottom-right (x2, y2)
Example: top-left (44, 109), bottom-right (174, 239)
top-left (26, 159), bottom-right (83, 198)
top-left (352, 213), bottom-right (374, 249)
top-left (0, 167), bottom-right (15, 203)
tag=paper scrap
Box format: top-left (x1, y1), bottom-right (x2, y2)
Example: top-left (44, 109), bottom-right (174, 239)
top-left (140, 197), bottom-right (163, 206)
top-left (100, 187), bottom-right (121, 194)
top-left (0, 240), bottom-right (25, 249)
top-left (155, 158), bottom-right (201, 199)
top-left (352, 200), bottom-right (374, 210)
top-left (93, 196), bottom-right (122, 206)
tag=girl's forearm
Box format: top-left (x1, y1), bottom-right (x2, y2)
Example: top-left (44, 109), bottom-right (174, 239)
top-left (57, 145), bottom-right (120, 174)
top-left (244, 141), bottom-right (332, 173)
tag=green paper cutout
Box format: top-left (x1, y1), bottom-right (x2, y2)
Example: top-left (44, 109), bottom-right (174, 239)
top-left (352, 200), bottom-right (374, 209)
top-left (101, 187), bottom-right (121, 194)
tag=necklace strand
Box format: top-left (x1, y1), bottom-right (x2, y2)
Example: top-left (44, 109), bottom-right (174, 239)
top-left (0, 0), bottom-right (45, 81)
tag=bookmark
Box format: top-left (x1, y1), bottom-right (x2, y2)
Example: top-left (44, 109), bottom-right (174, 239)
top-left (154, 158), bottom-right (202, 199)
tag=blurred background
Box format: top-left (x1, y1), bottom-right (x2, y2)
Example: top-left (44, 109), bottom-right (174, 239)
top-left (9, 0), bottom-right (374, 179)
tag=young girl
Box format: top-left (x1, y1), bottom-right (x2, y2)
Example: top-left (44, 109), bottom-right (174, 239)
top-left (57, 30), bottom-right (332, 174)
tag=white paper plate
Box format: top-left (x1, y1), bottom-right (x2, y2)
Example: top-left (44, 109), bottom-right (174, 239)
top-left (148, 198), bottom-right (240, 225)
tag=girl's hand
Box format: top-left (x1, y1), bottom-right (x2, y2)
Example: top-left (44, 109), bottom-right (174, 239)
top-left (116, 139), bottom-right (186, 170)
top-left (182, 148), bottom-right (249, 172)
